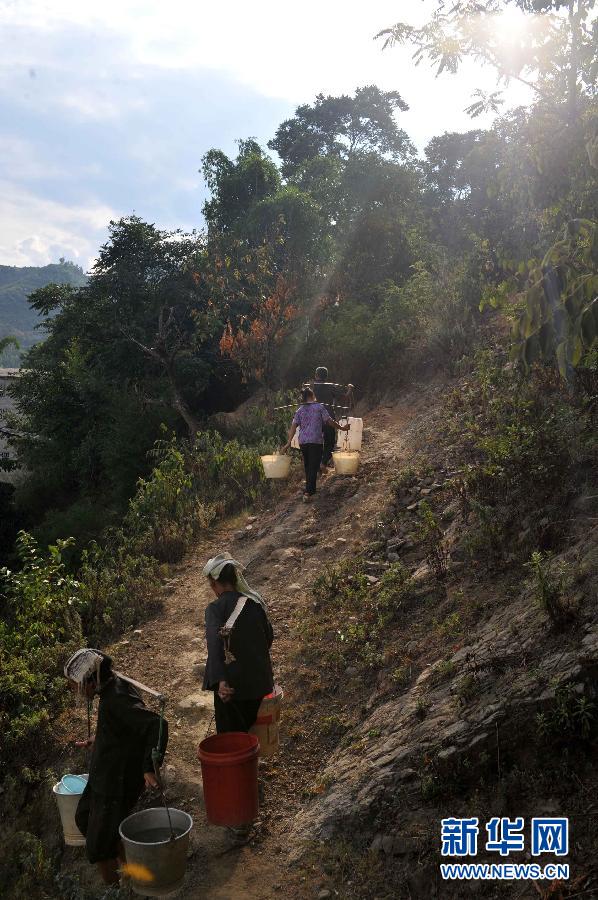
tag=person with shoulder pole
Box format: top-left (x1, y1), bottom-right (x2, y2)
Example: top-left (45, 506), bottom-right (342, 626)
top-left (64, 649), bottom-right (168, 885)
top-left (283, 386), bottom-right (349, 500)
top-left (307, 366), bottom-right (355, 469)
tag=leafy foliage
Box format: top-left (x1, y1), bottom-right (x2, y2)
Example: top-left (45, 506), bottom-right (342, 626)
top-left (525, 549), bottom-right (577, 626)
top-left (309, 559), bottom-right (415, 674)
top-left (268, 86), bottom-right (414, 177)
top-left (446, 352), bottom-right (587, 560)
top-left (80, 429), bottom-right (267, 643)
top-left (511, 219), bottom-right (598, 378)
top-left (378, 0), bottom-right (597, 120)
top-left (0, 533), bottom-right (83, 770)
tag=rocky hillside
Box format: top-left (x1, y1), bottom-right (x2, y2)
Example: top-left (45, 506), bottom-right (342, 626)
top-left (4, 358), bottom-right (597, 900)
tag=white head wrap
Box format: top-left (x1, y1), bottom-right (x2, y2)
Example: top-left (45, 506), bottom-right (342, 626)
top-left (203, 553), bottom-right (267, 612)
top-left (64, 648), bottom-right (106, 695)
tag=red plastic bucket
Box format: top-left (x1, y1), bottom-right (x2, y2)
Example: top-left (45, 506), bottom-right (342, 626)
top-left (197, 732), bottom-right (259, 827)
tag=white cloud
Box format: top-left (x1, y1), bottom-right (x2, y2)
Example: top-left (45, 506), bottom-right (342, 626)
top-left (60, 88), bottom-right (147, 121)
top-left (0, 0), bottom-right (537, 267)
top-left (0, 180), bottom-right (117, 268)
top-left (1, 0), bottom-right (532, 133)
top-left (0, 135), bottom-right (67, 180)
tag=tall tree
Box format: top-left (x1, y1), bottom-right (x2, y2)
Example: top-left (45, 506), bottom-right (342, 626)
top-left (269, 85), bottom-right (414, 177)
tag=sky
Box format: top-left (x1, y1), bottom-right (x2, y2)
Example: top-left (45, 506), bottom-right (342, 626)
top-left (0, 0), bottom-right (533, 271)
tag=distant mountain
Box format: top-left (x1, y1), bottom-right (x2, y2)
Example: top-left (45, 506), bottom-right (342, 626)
top-left (0, 260), bottom-right (87, 365)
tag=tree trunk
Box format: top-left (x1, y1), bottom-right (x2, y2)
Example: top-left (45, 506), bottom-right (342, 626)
top-left (164, 358), bottom-right (201, 442)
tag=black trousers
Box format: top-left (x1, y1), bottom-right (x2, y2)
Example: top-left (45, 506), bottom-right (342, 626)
top-left (322, 425), bottom-right (336, 465)
top-left (214, 694), bottom-right (262, 733)
top-left (300, 443), bottom-right (323, 495)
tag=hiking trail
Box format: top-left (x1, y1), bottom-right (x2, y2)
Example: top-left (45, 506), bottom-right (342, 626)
top-left (57, 387), bottom-right (424, 899)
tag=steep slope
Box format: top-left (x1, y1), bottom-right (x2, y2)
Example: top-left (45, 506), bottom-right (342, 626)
top-left (46, 374), bottom-right (597, 899)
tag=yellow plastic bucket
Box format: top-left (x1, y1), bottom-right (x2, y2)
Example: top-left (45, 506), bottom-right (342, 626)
top-left (250, 686), bottom-right (283, 757)
top-left (261, 454), bottom-right (291, 479)
top-left (332, 450), bottom-right (360, 475)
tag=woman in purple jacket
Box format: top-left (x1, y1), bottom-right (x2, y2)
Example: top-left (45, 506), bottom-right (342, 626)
top-left (283, 387), bottom-right (349, 499)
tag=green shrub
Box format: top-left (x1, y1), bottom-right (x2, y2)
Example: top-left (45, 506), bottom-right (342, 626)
top-left (225, 389), bottom-right (297, 452)
top-left (525, 550), bottom-right (576, 628)
top-left (310, 559), bottom-right (414, 673)
top-left (0, 832), bottom-right (53, 899)
top-left (79, 537), bottom-right (161, 646)
top-left (448, 353), bottom-right (584, 560)
top-left (417, 501), bottom-right (449, 581)
top-left (0, 533), bottom-right (83, 772)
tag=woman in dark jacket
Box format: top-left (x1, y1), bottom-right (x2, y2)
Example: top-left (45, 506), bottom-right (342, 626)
top-left (64, 649), bottom-right (167, 885)
top-left (202, 553), bottom-right (274, 733)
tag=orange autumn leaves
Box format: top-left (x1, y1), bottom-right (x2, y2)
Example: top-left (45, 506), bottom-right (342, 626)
top-left (219, 275), bottom-right (299, 383)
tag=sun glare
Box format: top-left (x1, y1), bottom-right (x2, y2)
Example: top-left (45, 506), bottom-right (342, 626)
top-left (494, 6), bottom-right (530, 41)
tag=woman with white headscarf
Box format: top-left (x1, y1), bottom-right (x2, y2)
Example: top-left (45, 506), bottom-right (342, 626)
top-left (202, 554), bottom-right (274, 733)
top-left (63, 649), bottom-right (167, 885)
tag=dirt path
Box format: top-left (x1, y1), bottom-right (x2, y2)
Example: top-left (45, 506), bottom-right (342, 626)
top-left (73, 389), bottom-right (428, 899)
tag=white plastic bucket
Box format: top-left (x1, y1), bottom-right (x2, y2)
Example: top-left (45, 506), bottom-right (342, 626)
top-left (261, 454), bottom-right (291, 479)
top-left (53, 774), bottom-right (88, 846)
top-left (119, 807), bottom-right (193, 897)
top-left (336, 417), bottom-right (363, 452)
top-left (250, 685), bottom-right (283, 757)
top-left (333, 450), bottom-right (361, 475)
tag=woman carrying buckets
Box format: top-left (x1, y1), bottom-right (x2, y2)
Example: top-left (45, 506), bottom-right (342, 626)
top-left (200, 554), bottom-right (276, 844)
top-left (63, 649), bottom-right (168, 885)
top-left (282, 387), bottom-right (349, 500)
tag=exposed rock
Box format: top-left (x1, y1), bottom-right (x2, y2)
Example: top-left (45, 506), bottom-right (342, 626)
top-left (270, 547), bottom-right (300, 562)
top-left (381, 834), bottom-right (394, 855)
top-left (289, 576), bottom-right (598, 852)
top-left (177, 692), bottom-right (212, 722)
top-left (387, 537), bottom-right (405, 552)
top-left (370, 834), bottom-right (383, 852)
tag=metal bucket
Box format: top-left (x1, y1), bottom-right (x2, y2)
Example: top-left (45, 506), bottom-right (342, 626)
top-left (119, 807), bottom-right (193, 897)
top-left (52, 775), bottom-right (88, 846)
